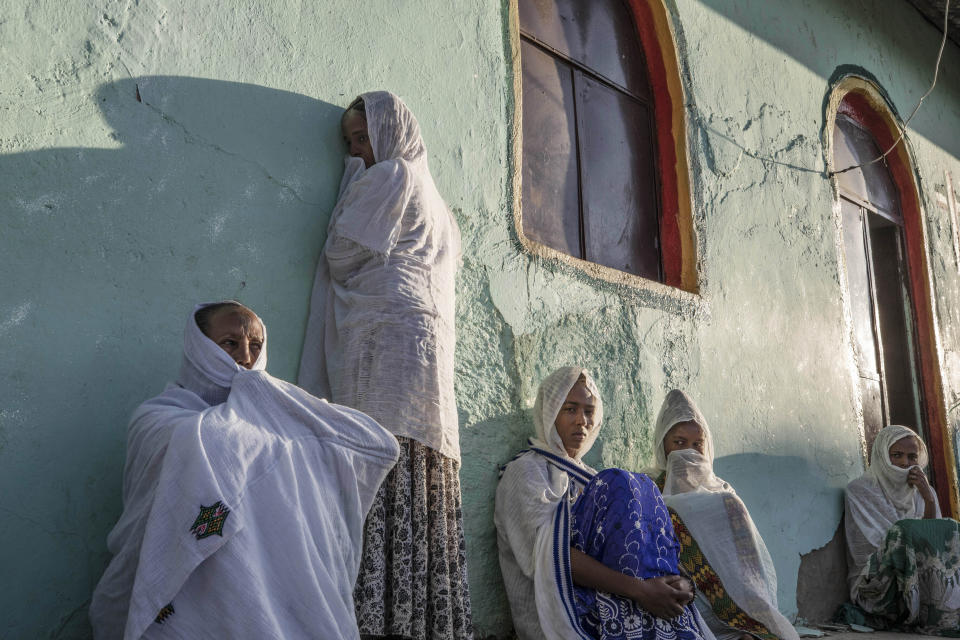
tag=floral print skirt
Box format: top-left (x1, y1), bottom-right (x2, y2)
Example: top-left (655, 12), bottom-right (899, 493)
top-left (854, 517), bottom-right (960, 636)
top-left (354, 436), bottom-right (473, 640)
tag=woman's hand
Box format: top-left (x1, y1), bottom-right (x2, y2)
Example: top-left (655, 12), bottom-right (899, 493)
top-left (663, 574), bottom-right (695, 602)
top-left (907, 467), bottom-right (934, 499)
top-left (907, 467), bottom-right (938, 518)
top-left (630, 576), bottom-right (692, 619)
top-left (570, 549), bottom-right (693, 618)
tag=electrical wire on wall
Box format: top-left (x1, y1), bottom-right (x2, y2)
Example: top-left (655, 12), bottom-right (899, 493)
top-left (829, 0), bottom-right (951, 176)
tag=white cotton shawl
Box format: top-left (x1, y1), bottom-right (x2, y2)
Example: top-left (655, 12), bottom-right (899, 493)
top-left (495, 367), bottom-right (603, 639)
top-left (298, 90), bottom-right (462, 461)
top-left (656, 391), bottom-right (798, 640)
top-left (844, 425), bottom-right (937, 597)
top-left (90, 305), bottom-right (399, 640)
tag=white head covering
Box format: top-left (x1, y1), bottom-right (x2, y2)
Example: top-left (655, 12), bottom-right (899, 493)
top-left (330, 91), bottom-right (439, 258)
top-left (177, 302), bottom-right (267, 405)
top-left (866, 424), bottom-right (928, 517)
top-left (652, 389), bottom-right (714, 473)
top-left (362, 91), bottom-right (427, 168)
top-left (529, 366), bottom-right (603, 462)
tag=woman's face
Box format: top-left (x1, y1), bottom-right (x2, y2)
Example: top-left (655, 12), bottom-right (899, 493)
top-left (663, 421), bottom-right (706, 458)
top-left (204, 308), bottom-right (264, 369)
top-left (554, 380), bottom-right (597, 458)
top-left (888, 436), bottom-right (921, 469)
top-left (342, 110), bottom-right (375, 168)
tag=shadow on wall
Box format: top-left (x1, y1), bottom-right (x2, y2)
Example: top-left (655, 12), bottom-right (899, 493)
top-left (714, 452), bottom-right (848, 619)
top-left (457, 407), bottom-right (532, 635)
top-left (0, 76), bottom-right (345, 639)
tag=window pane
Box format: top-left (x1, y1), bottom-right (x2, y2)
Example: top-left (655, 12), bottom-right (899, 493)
top-left (521, 40), bottom-right (581, 257)
top-left (868, 216), bottom-right (923, 430)
top-left (841, 198), bottom-right (880, 377)
top-left (834, 115), bottom-right (899, 217)
top-left (518, 0), bottom-right (650, 100)
top-left (577, 74), bottom-right (660, 278)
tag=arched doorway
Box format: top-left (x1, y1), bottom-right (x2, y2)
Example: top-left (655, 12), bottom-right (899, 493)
top-left (828, 76), bottom-right (958, 515)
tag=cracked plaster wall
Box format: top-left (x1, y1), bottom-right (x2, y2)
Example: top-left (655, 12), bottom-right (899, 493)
top-left (2, 0), bottom-right (960, 638)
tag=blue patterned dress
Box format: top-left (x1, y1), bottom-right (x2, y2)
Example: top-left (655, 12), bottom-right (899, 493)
top-left (570, 469), bottom-right (707, 640)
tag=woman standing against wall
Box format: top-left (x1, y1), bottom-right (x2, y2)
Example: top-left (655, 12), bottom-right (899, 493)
top-left (299, 91), bottom-right (472, 639)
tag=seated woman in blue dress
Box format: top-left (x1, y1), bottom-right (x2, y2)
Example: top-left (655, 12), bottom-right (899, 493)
top-left (494, 366), bottom-right (712, 640)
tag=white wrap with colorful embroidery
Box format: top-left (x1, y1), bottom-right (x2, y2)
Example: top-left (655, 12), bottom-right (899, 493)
top-left (90, 304), bottom-right (399, 639)
top-left (654, 390), bottom-right (799, 640)
top-left (494, 367), bottom-right (603, 639)
top-left (298, 90), bottom-right (462, 461)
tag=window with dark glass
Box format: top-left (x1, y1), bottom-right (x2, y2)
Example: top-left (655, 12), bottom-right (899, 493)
top-left (834, 112), bottom-right (926, 455)
top-left (519, 0), bottom-right (661, 280)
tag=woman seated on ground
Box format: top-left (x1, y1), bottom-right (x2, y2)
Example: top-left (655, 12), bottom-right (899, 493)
top-left (495, 367), bottom-right (711, 640)
top-left (844, 424), bottom-right (960, 634)
top-left (651, 390), bottom-right (799, 640)
top-left (90, 301), bottom-right (399, 640)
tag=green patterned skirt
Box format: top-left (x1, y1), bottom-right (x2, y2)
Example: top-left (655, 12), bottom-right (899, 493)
top-left (854, 518), bottom-right (960, 636)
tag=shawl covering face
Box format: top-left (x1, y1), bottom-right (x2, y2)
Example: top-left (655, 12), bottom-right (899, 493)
top-left (90, 305), bottom-right (400, 639)
top-left (176, 302), bottom-right (267, 405)
top-left (495, 367), bottom-right (603, 639)
top-left (865, 424), bottom-right (929, 516)
top-left (298, 90), bottom-right (462, 461)
top-left (652, 389), bottom-right (714, 474)
top-left (656, 391), bottom-right (799, 640)
top-left (845, 425), bottom-right (938, 595)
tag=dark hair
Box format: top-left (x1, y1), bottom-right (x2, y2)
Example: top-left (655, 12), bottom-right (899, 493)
top-left (194, 301), bottom-right (249, 337)
top-left (342, 96), bottom-right (366, 122)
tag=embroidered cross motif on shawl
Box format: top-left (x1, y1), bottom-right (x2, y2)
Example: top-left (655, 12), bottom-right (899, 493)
top-left (189, 501), bottom-right (230, 539)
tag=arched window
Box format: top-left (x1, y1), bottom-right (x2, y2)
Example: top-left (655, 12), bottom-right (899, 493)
top-left (515, 0), bottom-right (695, 290)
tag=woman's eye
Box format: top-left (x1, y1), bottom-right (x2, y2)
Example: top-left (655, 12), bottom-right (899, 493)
top-left (359, 135), bottom-right (368, 142)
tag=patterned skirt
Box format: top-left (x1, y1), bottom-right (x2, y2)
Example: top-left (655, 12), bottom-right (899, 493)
top-left (854, 518), bottom-right (960, 636)
top-left (571, 469), bottom-right (709, 640)
top-left (354, 436), bottom-right (473, 640)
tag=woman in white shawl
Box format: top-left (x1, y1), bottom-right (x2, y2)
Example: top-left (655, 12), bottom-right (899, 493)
top-left (90, 301), bottom-right (399, 639)
top-left (843, 424), bottom-right (960, 634)
top-left (298, 92), bottom-right (470, 639)
top-left (495, 367), bottom-right (711, 640)
top-left (651, 390), bottom-right (798, 640)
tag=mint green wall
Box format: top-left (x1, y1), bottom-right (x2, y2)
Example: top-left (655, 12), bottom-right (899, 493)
top-left (2, 0), bottom-right (960, 638)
